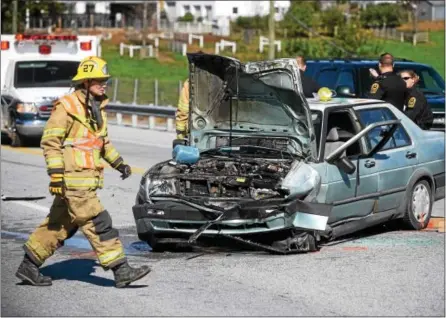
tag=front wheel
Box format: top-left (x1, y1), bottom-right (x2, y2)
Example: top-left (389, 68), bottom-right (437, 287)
top-left (9, 114), bottom-right (25, 147)
top-left (402, 180), bottom-right (433, 230)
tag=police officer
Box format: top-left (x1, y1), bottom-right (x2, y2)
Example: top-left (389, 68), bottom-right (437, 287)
top-left (399, 69), bottom-right (433, 130)
top-left (296, 56), bottom-right (321, 98)
top-left (367, 53), bottom-right (407, 111)
top-left (15, 56), bottom-right (151, 288)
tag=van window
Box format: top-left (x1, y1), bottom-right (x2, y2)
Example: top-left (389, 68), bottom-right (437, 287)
top-left (14, 61), bottom-right (79, 88)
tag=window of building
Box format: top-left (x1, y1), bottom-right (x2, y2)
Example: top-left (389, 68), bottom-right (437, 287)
top-left (233, 7), bottom-right (238, 14)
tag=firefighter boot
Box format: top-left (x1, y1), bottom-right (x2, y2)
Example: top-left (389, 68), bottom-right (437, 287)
top-left (112, 261), bottom-right (151, 288)
top-left (15, 255), bottom-right (52, 286)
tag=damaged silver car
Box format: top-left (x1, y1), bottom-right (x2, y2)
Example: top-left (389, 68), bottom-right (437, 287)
top-left (132, 53), bottom-right (445, 253)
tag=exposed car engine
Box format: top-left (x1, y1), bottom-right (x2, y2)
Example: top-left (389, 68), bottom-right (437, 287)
top-left (150, 157), bottom-right (293, 200)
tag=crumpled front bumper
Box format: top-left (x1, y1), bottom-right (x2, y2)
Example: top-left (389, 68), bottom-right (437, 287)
top-left (132, 198), bottom-right (332, 238)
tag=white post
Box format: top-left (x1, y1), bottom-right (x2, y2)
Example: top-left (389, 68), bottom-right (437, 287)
top-left (131, 114), bottom-right (138, 127)
top-left (182, 43), bottom-right (187, 56)
top-left (199, 36), bottom-right (203, 48)
top-left (116, 113), bottom-right (123, 125)
top-left (133, 79), bottom-right (138, 104)
top-left (130, 46), bottom-right (134, 58)
top-left (188, 33), bottom-right (192, 44)
top-left (148, 116), bottom-right (156, 129)
top-left (120, 43), bottom-right (124, 56)
top-left (167, 118), bottom-right (174, 131)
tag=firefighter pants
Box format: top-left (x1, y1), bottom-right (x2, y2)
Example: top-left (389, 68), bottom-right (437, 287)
top-left (23, 190), bottom-right (126, 269)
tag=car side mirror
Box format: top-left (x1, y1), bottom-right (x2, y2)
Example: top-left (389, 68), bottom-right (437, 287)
top-left (336, 85), bottom-right (356, 97)
top-left (334, 156), bottom-right (356, 175)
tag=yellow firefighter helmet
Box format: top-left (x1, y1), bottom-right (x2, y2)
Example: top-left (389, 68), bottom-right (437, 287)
top-left (317, 87), bottom-right (335, 102)
top-left (72, 56), bottom-right (111, 82)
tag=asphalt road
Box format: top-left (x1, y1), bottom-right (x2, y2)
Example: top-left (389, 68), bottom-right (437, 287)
top-left (1, 125), bottom-right (445, 316)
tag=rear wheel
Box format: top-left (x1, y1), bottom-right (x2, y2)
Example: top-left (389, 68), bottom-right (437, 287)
top-left (402, 180), bottom-right (433, 230)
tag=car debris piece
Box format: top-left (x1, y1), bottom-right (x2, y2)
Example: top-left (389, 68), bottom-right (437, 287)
top-left (1, 195), bottom-right (46, 201)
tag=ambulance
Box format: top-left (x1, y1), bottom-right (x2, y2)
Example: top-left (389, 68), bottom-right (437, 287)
top-left (1, 33), bottom-right (102, 146)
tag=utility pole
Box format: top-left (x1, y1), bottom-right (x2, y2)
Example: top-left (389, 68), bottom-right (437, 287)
top-left (12, 0), bottom-right (18, 33)
top-left (142, 1), bottom-right (148, 47)
top-left (268, 0), bottom-right (275, 60)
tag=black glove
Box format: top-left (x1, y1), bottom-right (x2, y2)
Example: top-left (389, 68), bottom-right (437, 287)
top-left (49, 174), bottom-right (65, 196)
top-left (116, 163), bottom-right (131, 180)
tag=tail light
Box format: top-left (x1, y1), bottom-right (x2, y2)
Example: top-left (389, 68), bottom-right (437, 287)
top-left (1, 41), bottom-right (9, 50)
top-left (39, 44), bottom-right (51, 55)
top-left (39, 105), bottom-right (49, 111)
top-left (80, 41), bottom-right (92, 51)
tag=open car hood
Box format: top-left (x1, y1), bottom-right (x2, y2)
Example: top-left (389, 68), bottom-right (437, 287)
top-left (186, 53), bottom-right (317, 160)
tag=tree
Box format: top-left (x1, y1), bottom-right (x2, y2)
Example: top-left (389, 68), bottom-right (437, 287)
top-left (359, 3), bottom-right (407, 28)
top-left (177, 12), bottom-right (194, 22)
top-left (1, 0), bottom-right (65, 33)
top-left (321, 7), bottom-right (345, 35)
top-left (281, 1), bottom-right (319, 37)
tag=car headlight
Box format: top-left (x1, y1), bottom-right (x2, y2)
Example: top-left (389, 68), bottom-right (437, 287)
top-left (17, 102), bottom-right (38, 113)
top-left (144, 175), bottom-right (177, 197)
top-left (433, 117), bottom-right (445, 124)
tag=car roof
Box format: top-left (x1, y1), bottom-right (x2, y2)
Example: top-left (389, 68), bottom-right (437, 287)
top-left (307, 97), bottom-right (386, 111)
top-left (305, 58), bottom-right (431, 68)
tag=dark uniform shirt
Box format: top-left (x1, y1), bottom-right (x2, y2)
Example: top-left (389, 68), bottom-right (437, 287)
top-left (300, 70), bottom-right (321, 98)
top-left (405, 87), bottom-right (433, 130)
top-left (366, 71), bottom-right (407, 111)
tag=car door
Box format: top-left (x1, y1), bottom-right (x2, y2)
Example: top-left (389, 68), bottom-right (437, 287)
top-left (317, 107), bottom-right (380, 223)
top-left (354, 105), bottom-right (418, 212)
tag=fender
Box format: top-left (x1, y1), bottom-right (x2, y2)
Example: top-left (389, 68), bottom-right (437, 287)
top-left (395, 168), bottom-right (435, 218)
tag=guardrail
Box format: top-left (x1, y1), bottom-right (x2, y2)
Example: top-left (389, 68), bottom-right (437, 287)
top-left (106, 102), bottom-right (176, 131)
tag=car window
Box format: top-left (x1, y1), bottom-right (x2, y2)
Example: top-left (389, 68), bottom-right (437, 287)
top-left (315, 69), bottom-right (337, 88)
top-left (336, 70), bottom-right (355, 93)
top-left (357, 108), bottom-right (411, 151)
top-left (304, 62), bottom-right (318, 78)
top-left (380, 107), bottom-right (412, 148)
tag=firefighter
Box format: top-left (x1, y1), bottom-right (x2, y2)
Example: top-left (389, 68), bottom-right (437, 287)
top-left (367, 52), bottom-right (407, 111)
top-left (176, 78), bottom-right (189, 140)
top-left (15, 56), bottom-right (151, 288)
top-left (399, 69), bottom-right (433, 130)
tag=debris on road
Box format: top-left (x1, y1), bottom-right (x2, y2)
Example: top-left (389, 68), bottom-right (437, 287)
top-left (1, 195), bottom-right (46, 201)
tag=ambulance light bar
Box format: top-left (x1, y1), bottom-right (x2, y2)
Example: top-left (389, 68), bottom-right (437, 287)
top-left (1, 34), bottom-right (93, 53)
top-left (15, 34), bottom-right (78, 41)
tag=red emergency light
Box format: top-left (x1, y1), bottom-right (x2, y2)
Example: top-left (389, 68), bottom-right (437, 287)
top-left (39, 44), bottom-right (51, 55)
top-left (15, 34), bottom-right (78, 41)
top-left (1, 41), bottom-right (9, 50)
top-left (80, 41), bottom-right (92, 51)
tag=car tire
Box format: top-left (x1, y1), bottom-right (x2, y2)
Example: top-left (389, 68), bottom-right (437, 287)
top-left (9, 115), bottom-right (24, 147)
top-left (402, 180), bottom-right (433, 230)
